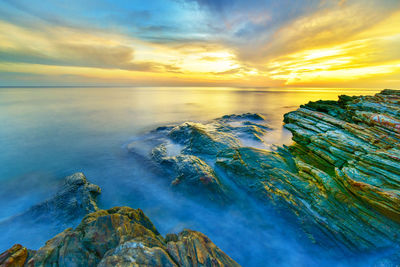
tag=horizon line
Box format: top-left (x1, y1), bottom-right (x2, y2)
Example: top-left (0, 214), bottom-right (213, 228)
top-left (0, 85), bottom-right (390, 91)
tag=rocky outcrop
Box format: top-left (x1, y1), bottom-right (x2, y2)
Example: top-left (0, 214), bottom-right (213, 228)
top-left (99, 229), bottom-right (238, 267)
top-left (217, 90), bottom-right (400, 252)
top-left (151, 143), bottom-right (231, 203)
top-left (0, 244), bottom-right (32, 267)
top-left (2, 173), bottom-right (101, 227)
top-left (282, 90), bottom-right (400, 225)
top-left (128, 90), bottom-right (400, 262)
top-left (2, 207), bottom-right (239, 267)
top-left (128, 113), bottom-right (271, 203)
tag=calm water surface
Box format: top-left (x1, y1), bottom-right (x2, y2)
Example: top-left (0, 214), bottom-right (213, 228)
top-left (0, 87), bottom-right (380, 266)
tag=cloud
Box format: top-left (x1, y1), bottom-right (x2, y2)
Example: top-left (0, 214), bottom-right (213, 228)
top-left (228, 1), bottom-right (398, 62)
top-left (1, 0), bottom-right (400, 87)
top-left (0, 20), bottom-right (182, 73)
top-left (0, 41), bottom-right (177, 73)
top-left (261, 12), bottom-right (400, 86)
top-left (0, 0), bottom-right (209, 46)
top-left (209, 67), bottom-right (243, 75)
top-left (183, 0), bottom-right (400, 65)
top-left (54, 43), bottom-right (151, 71)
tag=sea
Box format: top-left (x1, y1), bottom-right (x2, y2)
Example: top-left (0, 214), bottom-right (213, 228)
top-left (0, 87), bottom-right (381, 266)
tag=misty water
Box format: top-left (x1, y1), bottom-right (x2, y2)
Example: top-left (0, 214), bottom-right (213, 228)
top-left (0, 87), bottom-right (381, 266)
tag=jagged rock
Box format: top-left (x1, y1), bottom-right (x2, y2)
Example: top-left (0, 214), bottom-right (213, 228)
top-left (274, 90), bottom-right (400, 251)
top-left (2, 173), bottom-right (101, 227)
top-left (214, 90), bottom-right (400, 251)
top-left (128, 113), bottom-right (270, 203)
top-left (284, 91), bottom-right (400, 224)
top-left (216, 114), bottom-right (271, 142)
top-left (10, 206), bottom-right (239, 267)
top-left (166, 230), bottom-right (240, 267)
top-left (0, 244), bottom-right (28, 267)
top-left (167, 122), bottom-right (241, 156)
top-left (216, 145), bottom-right (400, 251)
top-left (151, 144), bottom-right (230, 203)
top-left (98, 230), bottom-right (240, 267)
top-left (98, 240), bottom-right (176, 267)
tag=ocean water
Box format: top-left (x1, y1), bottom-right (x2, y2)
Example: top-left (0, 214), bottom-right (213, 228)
top-left (0, 87), bottom-right (381, 266)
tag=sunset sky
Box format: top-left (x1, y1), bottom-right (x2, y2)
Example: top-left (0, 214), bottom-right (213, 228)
top-left (0, 0), bottom-right (400, 88)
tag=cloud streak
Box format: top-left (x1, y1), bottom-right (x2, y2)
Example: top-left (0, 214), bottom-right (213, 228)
top-left (0, 21), bottom-right (181, 73)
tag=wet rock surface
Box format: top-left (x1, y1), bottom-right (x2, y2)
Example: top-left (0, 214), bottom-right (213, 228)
top-left (1, 173), bottom-right (101, 227)
top-left (129, 90), bottom-right (400, 263)
top-left (0, 244), bottom-right (29, 267)
top-left (2, 207), bottom-right (239, 267)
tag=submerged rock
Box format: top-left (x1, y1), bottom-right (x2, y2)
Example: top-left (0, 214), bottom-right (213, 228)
top-left (1, 173), bottom-right (101, 227)
top-left (2, 207), bottom-right (239, 267)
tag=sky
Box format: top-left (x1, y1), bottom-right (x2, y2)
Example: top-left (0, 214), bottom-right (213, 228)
top-left (0, 0), bottom-right (400, 88)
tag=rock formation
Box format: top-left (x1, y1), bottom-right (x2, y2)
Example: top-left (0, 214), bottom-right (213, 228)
top-left (1, 207), bottom-right (239, 267)
top-left (128, 113), bottom-right (271, 203)
top-left (0, 244), bottom-right (34, 267)
top-left (128, 89), bottom-right (400, 262)
top-left (1, 173), bottom-right (101, 227)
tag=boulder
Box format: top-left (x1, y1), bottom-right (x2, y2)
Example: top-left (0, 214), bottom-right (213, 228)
top-left (151, 144), bottom-right (231, 203)
top-left (6, 206), bottom-right (240, 267)
top-left (166, 230), bottom-right (240, 267)
top-left (3, 173), bottom-right (101, 227)
top-left (0, 244), bottom-right (28, 267)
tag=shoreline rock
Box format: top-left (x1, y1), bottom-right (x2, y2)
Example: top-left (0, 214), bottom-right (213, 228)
top-left (1, 207), bottom-right (240, 267)
top-left (1, 173), bottom-right (101, 227)
top-left (0, 244), bottom-right (30, 267)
